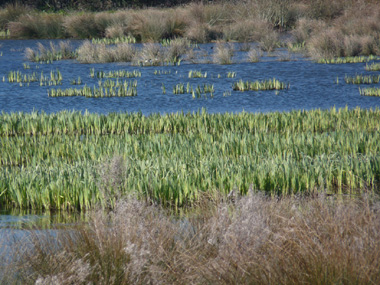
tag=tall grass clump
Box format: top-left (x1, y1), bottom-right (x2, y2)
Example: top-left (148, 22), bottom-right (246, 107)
top-left (25, 41), bottom-right (75, 62)
top-left (213, 41), bottom-right (234, 65)
top-left (8, 13), bottom-right (65, 39)
top-left (128, 9), bottom-right (186, 42)
top-left (233, 78), bottom-right (288, 91)
top-left (63, 13), bottom-right (104, 39)
top-left (365, 62), bottom-right (380, 71)
top-left (0, 3), bottom-right (29, 31)
top-left (247, 48), bottom-right (262, 62)
top-left (76, 41), bottom-right (136, 63)
top-left (359, 87), bottom-right (380, 97)
top-left (4, 194), bottom-right (380, 284)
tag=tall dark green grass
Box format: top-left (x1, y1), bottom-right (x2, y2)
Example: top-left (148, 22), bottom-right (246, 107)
top-left (0, 107), bottom-right (380, 210)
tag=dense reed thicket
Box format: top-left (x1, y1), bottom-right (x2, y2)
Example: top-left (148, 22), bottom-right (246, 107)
top-left (1, 1), bottom-right (380, 59)
top-left (0, 107), bottom-right (379, 210)
top-left (2, 194), bottom-right (380, 284)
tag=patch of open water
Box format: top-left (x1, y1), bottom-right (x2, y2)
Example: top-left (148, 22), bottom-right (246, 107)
top-left (1, 40), bottom-right (379, 115)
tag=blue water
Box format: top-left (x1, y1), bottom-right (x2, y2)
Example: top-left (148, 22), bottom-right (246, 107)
top-left (1, 40), bottom-right (380, 115)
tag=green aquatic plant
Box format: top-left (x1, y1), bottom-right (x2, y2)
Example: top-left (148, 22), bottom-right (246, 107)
top-left (1, 108), bottom-right (380, 210)
top-left (188, 70), bottom-right (207, 78)
top-left (90, 68), bottom-right (141, 79)
top-left (359, 87), bottom-right (380, 97)
top-left (48, 80), bottom-right (137, 98)
top-left (173, 83), bottom-right (214, 98)
top-left (153, 70), bottom-right (171, 75)
top-left (91, 35), bottom-right (136, 45)
top-left (227, 72), bottom-right (236, 78)
top-left (233, 78), bottom-right (288, 91)
top-left (71, 76), bottom-right (82, 85)
top-left (287, 41), bottom-right (306, 52)
top-left (25, 41), bottom-right (76, 63)
top-left (0, 29), bottom-right (10, 38)
top-left (365, 62), bottom-right (380, 71)
top-left (317, 55), bottom-right (378, 64)
top-left (344, 74), bottom-right (380, 84)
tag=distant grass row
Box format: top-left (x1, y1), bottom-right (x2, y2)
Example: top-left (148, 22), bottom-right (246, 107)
top-left (2, 1), bottom-right (380, 59)
top-left (0, 107), bottom-right (379, 210)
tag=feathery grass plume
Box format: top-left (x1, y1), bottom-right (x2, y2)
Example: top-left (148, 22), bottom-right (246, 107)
top-left (4, 194), bottom-right (380, 284)
top-left (213, 41), bottom-right (234, 65)
top-left (8, 13), bottom-right (65, 39)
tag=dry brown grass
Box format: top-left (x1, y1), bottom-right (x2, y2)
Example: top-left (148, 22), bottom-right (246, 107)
top-left (76, 41), bottom-right (136, 63)
top-left (8, 13), bottom-right (65, 39)
top-left (213, 41), bottom-right (234, 64)
top-left (4, 192), bottom-right (379, 284)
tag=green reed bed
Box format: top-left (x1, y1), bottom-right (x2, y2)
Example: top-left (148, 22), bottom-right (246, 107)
top-left (48, 80), bottom-right (137, 98)
top-left (90, 68), bottom-right (141, 79)
top-left (317, 55), bottom-right (378, 64)
top-left (344, 74), bottom-right (380, 84)
top-left (359, 87), bottom-right (380, 97)
top-left (365, 62), bottom-right (380, 71)
top-left (233, 78), bottom-right (288, 91)
top-left (91, 35), bottom-right (136, 45)
top-left (7, 71), bottom-right (39, 83)
top-left (0, 108), bottom-right (380, 210)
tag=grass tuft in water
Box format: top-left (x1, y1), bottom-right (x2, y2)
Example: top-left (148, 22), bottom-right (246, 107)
top-left (233, 78), bottom-right (288, 91)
